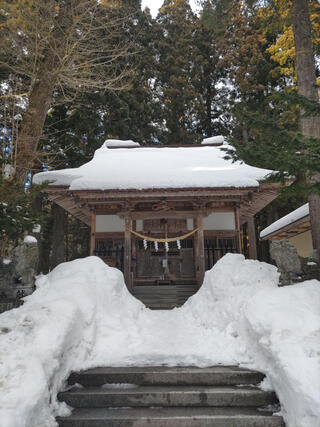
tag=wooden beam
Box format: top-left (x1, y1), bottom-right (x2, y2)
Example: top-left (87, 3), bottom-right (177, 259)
top-left (47, 194), bottom-right (91, 226)
top-left (235, 207), bottom-right (242, 253)
top-left (70, 188), bottom-right (258, 200)
top-left (247, 216), bottom-right (257, 259)
top-left (124, 216), bottom-right (132, 290)
top-left (90, 212), bottom-right (96, 255)
top-left (194, 213), bottom-right (205, 288)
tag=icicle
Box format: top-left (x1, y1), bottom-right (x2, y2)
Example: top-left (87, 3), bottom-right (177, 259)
top-left (165, 241), bottom-right (169, 252)
top-left (143, 239), bottom-right (148, 250)
top-left (154, 241), bottom-right (158, 252)
top-left (177, 240), bottom-right (181, 249)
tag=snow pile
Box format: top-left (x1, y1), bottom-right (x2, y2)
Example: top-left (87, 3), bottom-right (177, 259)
top-left (0, 258), bottom-right (145, 427)
top-left (33, 141), bottom-right (272, 190)
top-left (244, 281), bottom-right (320, 427)
top-left (23, 235), bottom-right (37, 243)
top-left (0, 254), bottom-right (319, 427)
top-left (260, 203), bottom-right (309, 238)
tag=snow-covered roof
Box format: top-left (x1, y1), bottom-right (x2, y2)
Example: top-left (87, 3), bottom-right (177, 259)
top-left (260, 203), bottom-right (310, 239)
top-left (104, 139), bottom-right (140, 148)
top-left (33, 139), bottom-right (273, 191)
top-left (201, 135), bottom-right (224, 145)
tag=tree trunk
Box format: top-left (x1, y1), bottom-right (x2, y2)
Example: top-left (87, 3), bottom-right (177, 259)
top-left (309, 193), bottom-right (320, 257)
top-left (15, 70), bottom-right (57, 185)
top-left (15, 1), bottom-right (74, 186)
top-left (205, 83), bottom-right (212, 136)
top-left (292, 0), bottom-right (320, 260)
top-left (51, 204), bottom-right (65, 269)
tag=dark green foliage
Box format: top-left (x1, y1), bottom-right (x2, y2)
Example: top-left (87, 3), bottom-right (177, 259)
top-left (154, 0), bottom-right (199, 144)
top-left (2, 0), bottom-right (319, 263)
top-left (225, 91), bottom-right (320, 194)
top-left (192, 10), bottom-right (230, 137)
top-left (0, 177), bottom-right (42, 244)
top-left (42, 1), bottom-right (156, 153)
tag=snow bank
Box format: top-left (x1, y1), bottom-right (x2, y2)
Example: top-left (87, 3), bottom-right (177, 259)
top-left (0, 258), bottom-right (145, 427)
top-left (0, 254), bottom-right (319, 427)
top-left (33, 142), bottom-right (272, 190)
top-left (244, 281), bottom-right (320, 427)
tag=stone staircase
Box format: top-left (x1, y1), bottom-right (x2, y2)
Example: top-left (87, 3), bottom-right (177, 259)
top-left (57, 366), bottom-right (284, 426)
top-left (130, 285), bottom-right (198, 309)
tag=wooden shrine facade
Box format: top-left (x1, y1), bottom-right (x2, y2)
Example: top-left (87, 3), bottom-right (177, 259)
top-left (46, 184), bottom-right (280, 289)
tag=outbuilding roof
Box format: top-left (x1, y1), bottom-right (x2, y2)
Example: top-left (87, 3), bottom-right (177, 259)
top-left (33, 139), bottom-right (272, 191)
top-left (260, 203), bottom-right (310, 240)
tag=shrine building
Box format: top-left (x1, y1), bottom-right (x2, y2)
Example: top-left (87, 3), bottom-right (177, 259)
top-left (34, 137), bottom-right (280, 308)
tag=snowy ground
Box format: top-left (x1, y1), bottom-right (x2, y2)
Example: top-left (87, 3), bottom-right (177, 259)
top-left (0, 254), bottom-right (319, 427)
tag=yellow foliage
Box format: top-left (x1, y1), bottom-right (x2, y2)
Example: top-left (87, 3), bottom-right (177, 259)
top-left (263, 0), bottom-right (320, 81)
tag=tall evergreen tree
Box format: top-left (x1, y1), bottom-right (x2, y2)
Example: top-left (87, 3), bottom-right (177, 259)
top-left (291, 0), bottom-right (320, 259)
top-left (192, 4), bottom-right (229, 137)
top-left (155, 0), bottom-right (199, 144)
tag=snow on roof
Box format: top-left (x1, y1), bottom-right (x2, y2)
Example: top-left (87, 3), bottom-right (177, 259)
top-left (33, 139), bottom-right (273, 191)
top-left (201, 135), bottom-right (224, 145)
top-left (104, 139), bottom-right (140, 148)
top-left (260, 203), bottom-right (309, 239)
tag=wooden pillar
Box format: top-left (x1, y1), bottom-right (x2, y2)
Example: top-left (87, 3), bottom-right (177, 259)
top-left (90, 212), bottom-right (96, 255)
top-left (234, 206), bottom-right (242, 253)
top-left (195, 213), bottom-right (205, 287)
top-left (124, 216), bottom-right (132, 290)
top-left (309, 193), bottom-right (320, 259)
top-left (51, 203), bottom-right (65, 268)
top-left (247, 216), bottom-right (257, 260)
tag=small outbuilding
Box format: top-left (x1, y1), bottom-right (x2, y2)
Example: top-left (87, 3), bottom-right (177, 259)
top-left (34, 138), bottom-right (280, 304)
top-left (260, 203), bottom-right (313, 258)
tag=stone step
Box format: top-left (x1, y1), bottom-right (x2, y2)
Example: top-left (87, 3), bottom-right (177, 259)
top-left (133, 291), bottom-right (196, 296)
top-left (144, 305), bottom-right (179, 310)
top-left (132, 295), bottom-right (195, 302)
top-left (57, 407), bottom-right (284, 427)
top-left (134, 301), bottom-right (185, 307)
top-left (131, 286), bottom-right (198, 295)
top-left (68, 366), bottom-right (265, 387)
top-left (131, 294), bottom-right (195, 300)
top-left (59, 386), bottom-right (276, 408)
top-left (131, 285), bottom-right (198, 308)
top-left (132, 285), bottom-right (197, 290)
top-left (132, 294), bottom-right (197, 299)
top-left (132, 295), bottom-right (195, 301)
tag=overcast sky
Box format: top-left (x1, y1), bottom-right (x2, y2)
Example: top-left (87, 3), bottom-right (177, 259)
top-left (141, 0), bottom-right (198, 17)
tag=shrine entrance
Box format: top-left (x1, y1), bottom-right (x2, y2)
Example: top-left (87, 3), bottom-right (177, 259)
top-left (128, 217), bottom-right (197, 287)
top-left (134, 238), bottom-right (196, 286)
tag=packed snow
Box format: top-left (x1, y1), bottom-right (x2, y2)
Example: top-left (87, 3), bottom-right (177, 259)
top-left (260, 203), bottom-right (309, 238)
top-left (33, 139), bottom-right (272, 190)
top-left (0, 254), bottom-right (319, 427)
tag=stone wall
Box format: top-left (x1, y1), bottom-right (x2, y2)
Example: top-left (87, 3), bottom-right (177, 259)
top-left (270, 239), bottom-right (319, 285)
top-left (0, 237), bottom-right (39, 313)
